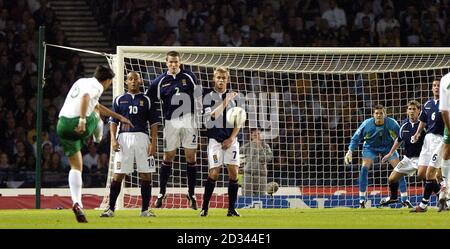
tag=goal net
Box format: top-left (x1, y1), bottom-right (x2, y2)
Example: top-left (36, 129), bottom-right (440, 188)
top-left (99, 47), bottom-right (450, 209)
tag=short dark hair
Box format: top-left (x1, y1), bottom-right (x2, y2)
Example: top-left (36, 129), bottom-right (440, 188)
top-left (94, 65), bottom-right (115, 82)
top-left (373, 104), bottom-right (384, 111)
top-left (166, 50), bottom-right (180, 60)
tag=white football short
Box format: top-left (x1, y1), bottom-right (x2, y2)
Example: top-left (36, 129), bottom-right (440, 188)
top-left (429, 140), bottom-right (443, 169)
top-left (163, 113), bottom-right (198, 151)
top-left (394, 156), bottom-right (419, 176)
top-left (418, 133), bottom-right (443, 168)
top-left (207, 138), bottom-right (240, 169)
top-left (113, 132), bottom-right (156, 174)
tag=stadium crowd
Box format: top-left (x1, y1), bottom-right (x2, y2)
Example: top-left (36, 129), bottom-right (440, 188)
top-left (92, 0), bottom-right (450, 47)
top-left (0, 0), bottom-right (448, 188)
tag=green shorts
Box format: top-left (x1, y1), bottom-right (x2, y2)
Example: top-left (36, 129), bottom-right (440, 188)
top-left (56, 112), bottom-right (99, 157)
top-left (445, 127), bottom-right (450, 144)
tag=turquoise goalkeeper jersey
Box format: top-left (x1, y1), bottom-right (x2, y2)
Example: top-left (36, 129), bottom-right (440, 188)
top-left (348, 117), bottom-right (400, 152)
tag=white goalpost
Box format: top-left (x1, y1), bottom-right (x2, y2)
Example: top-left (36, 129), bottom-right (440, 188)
top-left (89, 46), bottom-right (450, 209)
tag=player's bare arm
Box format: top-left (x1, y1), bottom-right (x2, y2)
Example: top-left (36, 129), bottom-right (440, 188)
top-left (74, 93), bottom-right (90, 134)
top-left (442, 110), bottom-right (450, 128)
top-left (411, 121), bottom-right (426, 143)
top-left (97, 103), bottom-right (134, 128)
top-left (148, 123), bottom-right (158, 156)
top-left (110, 121), bottom-right (120, 152)
top-left (382, 138), bottom-right (401, 163)
top-left (222, 126), bottom-right (240, 150)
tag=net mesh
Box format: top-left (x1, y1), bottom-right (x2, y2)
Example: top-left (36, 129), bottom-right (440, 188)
top-left (98, 48), bottom-right (450, 209)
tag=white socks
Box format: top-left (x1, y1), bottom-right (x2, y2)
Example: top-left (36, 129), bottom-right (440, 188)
top-left (442, 159), bottom-right (450, 200)
top-left (69, 169), bottom-right (83, 208)
top-left (442, 159), bottom-right (450, 186)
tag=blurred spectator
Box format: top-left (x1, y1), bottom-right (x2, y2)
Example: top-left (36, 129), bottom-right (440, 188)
top-left (82, 143), bottom-right (99, 171)
top-left (164, 0), bottom-right (186, 29)
top-left (162, 31), bottom-right (180, 46)
top-left (66, 54), bottom-right (84, 78)
top-left (227, 29), bottom-right (243, 47)
top-left (256, 27), bottom-right (275, 46)
top-left (12, 140), bottom-right (29, 170)
top-left (400, 4), bottom-right (418, 30)
top-left (372, 0), bottom-right (394, 18)
top-left (321, 0), bottom-right (347, 30)
top-left (240, 128), bottom-right (273, 197)
top-left (186, 1), bottom-right (208, 33)
top-left (376, 6), bottom-right (400, 39)
top-left (0, 152), bottom-right (11, 170)
top-left (354, 1), bottom-right (375, 31)
top-left (271, 20), bottom-right (284, 45)
top-left (41, 140), bottom-right (53, 170)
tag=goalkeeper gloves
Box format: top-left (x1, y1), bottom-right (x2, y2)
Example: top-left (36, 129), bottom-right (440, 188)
top-left (344, 150), bottom-right (353, 165)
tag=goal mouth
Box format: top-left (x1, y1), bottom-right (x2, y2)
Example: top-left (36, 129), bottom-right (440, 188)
top-left (43, 44), bottom-right (450, 209)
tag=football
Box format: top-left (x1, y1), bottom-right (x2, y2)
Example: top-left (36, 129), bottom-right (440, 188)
top-left (226, 106), bottom-right (246, 127)
top-left (267, 181), bottom-right (279, 195)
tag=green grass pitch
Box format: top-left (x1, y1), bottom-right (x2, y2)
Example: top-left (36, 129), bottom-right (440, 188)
top-left (0, 208), bottom-right (449, 229)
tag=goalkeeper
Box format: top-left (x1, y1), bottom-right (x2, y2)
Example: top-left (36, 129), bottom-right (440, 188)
top-left (344, 104), bottom-right (405, 208)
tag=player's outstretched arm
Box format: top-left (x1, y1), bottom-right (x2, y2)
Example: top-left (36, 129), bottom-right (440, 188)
top-left (411, 121), bottom-right (426, 143)
top-left (110, 122), bottom-right (120, 152)
top-left (97, 103), bottom-right (134, 128)
top-left (344, 121), bottom-right (366, 165)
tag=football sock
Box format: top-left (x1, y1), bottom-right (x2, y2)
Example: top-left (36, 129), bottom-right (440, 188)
top-left (202, 177), bottom-right (216, 210)
top-left (433, 179), bottom-right (441, 194)
top-left (69, 169), bottom-right (83, 208)
top-left (419, 198), bottom-right (429, 209)
top-left (359, 166), bottom-right (369, 201)
top-left (423, 180), bottom-right (436, 204)
top-left (398, 176), bottom-right (408, 202)
top-left (442, 160), bottom-right (450, 184)
top-left (140, 180), bottom-right (152, 212)
top-left (159, 161), bottom-right (172, 196)
top-left (187, 162), bottom-right (197, 197)
top-left (400, 192), bottom-right (408, 202)
top-left (389, 182), bottom-right (399, 200)
top-left (399, 176), bottom-right (407, 194)
top-left (109, 180), bottom-right (122, 211)
top-left (228, 179), bottom-right (239, 210)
